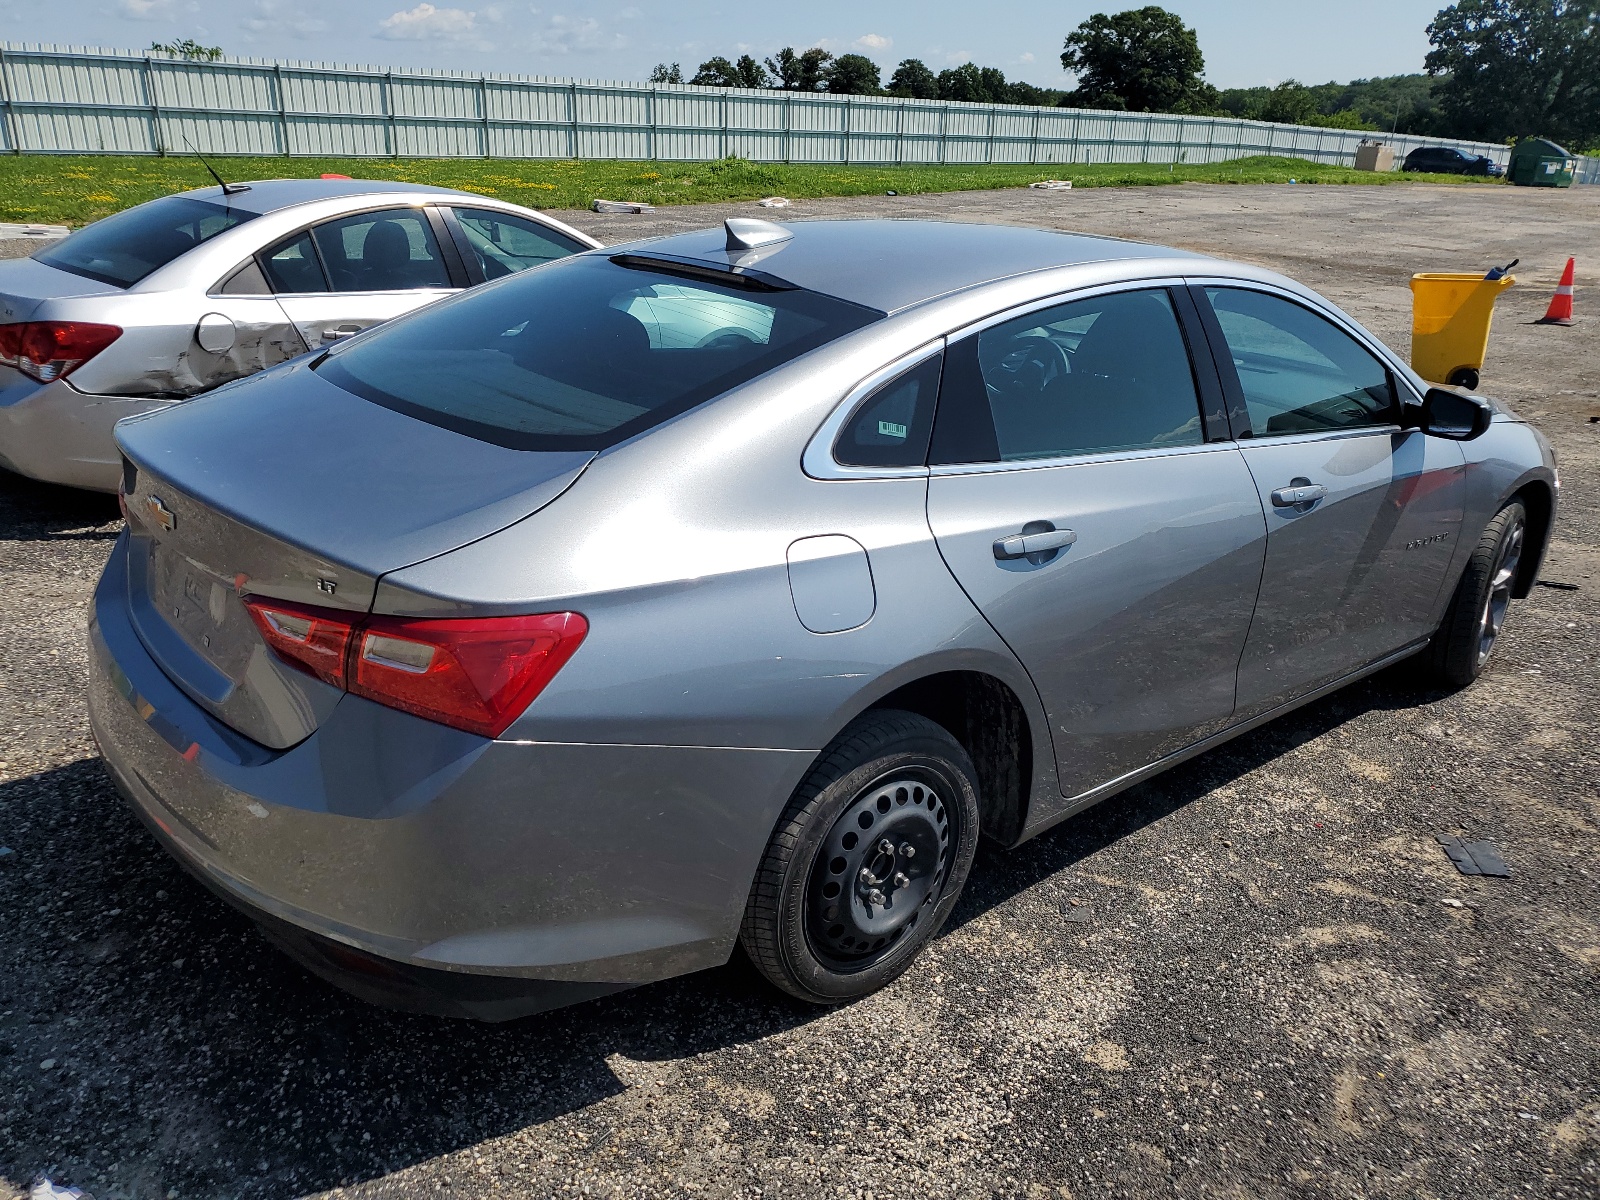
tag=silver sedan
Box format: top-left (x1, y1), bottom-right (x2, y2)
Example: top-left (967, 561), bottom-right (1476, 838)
top-left (0, 178), bottom-right (597, 491)
top-left (89, 218), bottom-right (1555, 1019)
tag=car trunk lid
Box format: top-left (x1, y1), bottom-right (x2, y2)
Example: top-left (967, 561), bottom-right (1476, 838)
top-left (0, 256), bottom-right (123, 323)
top-left (115, 360), bottom-right (593, 748)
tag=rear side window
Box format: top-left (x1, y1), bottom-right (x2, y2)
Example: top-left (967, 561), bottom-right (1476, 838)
top-left (35, 195), bottom-right (255, 289)
top-left (1203, 288), bottom-right (1396, 436)
top-left (931, 288), bottom-right (1203, 464)
top-left (835, 353), bottom-right (942, 468)
top-left (452, 207), bottom-right (584, 279)
top-left (311, 211), bottom-right (451, 292)
top-left (317, 254), bottom-right (881, 451)
top-left (261, 232), bottom-right (327, 294)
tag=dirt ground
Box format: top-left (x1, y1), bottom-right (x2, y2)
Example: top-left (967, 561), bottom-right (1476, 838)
top-left (1, 182), bottom-right (1598, 1200)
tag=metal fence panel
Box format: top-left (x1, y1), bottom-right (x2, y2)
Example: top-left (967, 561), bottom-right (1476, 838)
top-left (3, 40), bottom-right (1588, 183)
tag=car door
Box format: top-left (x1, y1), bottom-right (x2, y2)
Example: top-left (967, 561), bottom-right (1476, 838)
top-left (442, 205), bottom-right (590, 283)
top-left (1193, 283), bottom-right (1467, 718)
top-left (925, 284), bottom-right (1267, 799)
top-left (265, 207), bottom-right (461, 351)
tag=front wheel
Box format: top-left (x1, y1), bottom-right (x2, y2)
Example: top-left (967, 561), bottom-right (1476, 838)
top-left (1424, 499), bottom-right (1526, 688)
top-left (739, 710), bottom-right (981, 1004)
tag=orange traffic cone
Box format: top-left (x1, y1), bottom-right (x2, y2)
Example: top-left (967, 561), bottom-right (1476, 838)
top-left (1538, 257), bottom-right (1576, 325)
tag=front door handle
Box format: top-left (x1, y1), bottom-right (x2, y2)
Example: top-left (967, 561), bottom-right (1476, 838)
top-left (994, 527), bottom-right (1077, 560)
top-left (321, 323), bottom-right (364, 343)
top-left (1270, 483), bottom-right (1329, 507)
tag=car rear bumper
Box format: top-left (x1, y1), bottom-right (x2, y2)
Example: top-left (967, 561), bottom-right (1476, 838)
top-left (0, 369), bottom-right (169, 491)
top-left (87, 535), bottom-right (813, 1019)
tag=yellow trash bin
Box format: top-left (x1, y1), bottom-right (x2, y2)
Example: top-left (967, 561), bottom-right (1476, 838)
top-left (1410, 272), bottom-right (1516, 390)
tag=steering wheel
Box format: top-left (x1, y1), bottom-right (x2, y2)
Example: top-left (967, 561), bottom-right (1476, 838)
top-left (985, 334), bottom-right (1070, 396)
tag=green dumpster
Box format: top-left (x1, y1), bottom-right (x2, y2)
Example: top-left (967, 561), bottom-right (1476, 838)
top-left (1508, 137), bottom-right (1576, 187)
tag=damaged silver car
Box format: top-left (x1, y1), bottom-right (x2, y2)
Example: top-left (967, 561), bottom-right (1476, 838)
top-left (0, 178), bottom-right (597, 491)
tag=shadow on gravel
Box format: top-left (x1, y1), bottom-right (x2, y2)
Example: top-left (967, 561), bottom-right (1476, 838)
top-left (952, 664), bottom-right (1446, 933)
top-left (0, 667), bottom-right (1444, 1198)
top-left (0, 469), bottom-right (121, 541)
top-left (0, 759), bottom-right (815, 1198)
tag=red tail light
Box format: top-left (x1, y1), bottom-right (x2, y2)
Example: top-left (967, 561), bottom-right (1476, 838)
top-left (0, 321), bottom-right (122, 383)
top-left (243, 598), bottom-right (587, 738)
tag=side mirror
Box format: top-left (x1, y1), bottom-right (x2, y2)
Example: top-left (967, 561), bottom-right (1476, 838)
top-left (1418, 387), bottom-right (1493, 441)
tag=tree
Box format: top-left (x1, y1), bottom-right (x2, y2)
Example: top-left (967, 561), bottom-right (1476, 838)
top-left (937, 62), bottom-right (1004, 103)
top-left (149, 38), bottom-right (223, 61)
top-left (826, 53), bottom-right (882, 95)
top-left (1258, 80), bottom-right (1320, 125)
top-left (650, 63), bottom-right (684, 84)
top-left (1059, 6), bottom-right (1216, 112)
top-left (765, 46), bottom-right (833, 91)
top-left (1425, 0), bottom-right (1600, 147)
top-left (887, 58), bottom-right (939, 99)
top-left (691, 57), bottom-right (741, 86)
top-left (692, 55), bottom-right (772, 87)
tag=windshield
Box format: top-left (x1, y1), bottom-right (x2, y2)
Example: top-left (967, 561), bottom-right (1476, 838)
top-left (317, 254), bottom-right (881, 451)
top-left (36, 195), bottom-right (256, 289)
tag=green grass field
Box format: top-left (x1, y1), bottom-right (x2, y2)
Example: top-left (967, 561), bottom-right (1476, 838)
top-left (0, 153), bottom-right (1495, 227)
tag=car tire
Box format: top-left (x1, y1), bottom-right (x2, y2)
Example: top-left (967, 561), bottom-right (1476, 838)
top-left (739, 709), bottom-right (981, 1005)
top-left (1423, 499), bottom-right (1527, 688)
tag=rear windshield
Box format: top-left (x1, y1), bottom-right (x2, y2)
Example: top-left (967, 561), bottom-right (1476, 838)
top-left (36, 195), bottom-right (255, 288)
top-left (316, 254), bottom-right (881, 450)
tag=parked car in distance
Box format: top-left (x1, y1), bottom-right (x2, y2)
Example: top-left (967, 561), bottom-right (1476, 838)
top-left (1402, 146), bottom-right (1506, 177)
top-left (90, 219), bottom-right (1556, 1021)
top-left (0, 178), bottom-right (599, 491)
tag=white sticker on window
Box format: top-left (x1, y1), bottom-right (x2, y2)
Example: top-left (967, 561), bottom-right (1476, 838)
top-left (878, 420), bottom-right (908, 439)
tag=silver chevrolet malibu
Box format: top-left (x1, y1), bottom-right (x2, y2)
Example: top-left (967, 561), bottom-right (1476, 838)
top-left (87, 218), bottom-right (1556, 1020)
top-left (0, 178), bottom-right (597, 491)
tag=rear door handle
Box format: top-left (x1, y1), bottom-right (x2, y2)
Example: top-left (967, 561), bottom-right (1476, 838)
top-left (1270, 483), bottom-right (1328, 507)
top-left (321, 323), bottom-right (364, 343)
top-left (994, 528), bottom-right (1077, 560)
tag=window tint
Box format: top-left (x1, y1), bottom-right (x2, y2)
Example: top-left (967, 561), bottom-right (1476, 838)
top-left (261, 232), bottom-right (327, 294)
top-left (1204, 288), bottom-right (1396, 437)
top-left (835, 353), bottom-right (942, 468)
top-left (35, 196), bottom-right (255, 289)
top-left (940, 288), bottom-right (1202, 464)
top-left (311, 210), bottom-right (451, 292)
top-left (452, 207), bottom-right (584, 279)
top-left (317, 255), bottom-right (880, 451)
top-left (216, 258), bottom-right (270, 296)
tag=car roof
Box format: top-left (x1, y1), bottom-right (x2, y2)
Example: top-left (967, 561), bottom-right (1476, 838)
top-left (606, 219), bottom-right (1207, 314)
top-left (170, 177), bottom-right (471, 215)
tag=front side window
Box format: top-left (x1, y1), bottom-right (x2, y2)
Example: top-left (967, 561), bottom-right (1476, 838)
top-left (35, 196), bottom-right (255, 289)
top-left (932, 287), bottom-right (1203, 465)
top-left (317, 255), bottom-right (880, 451)
top-left (835, 353), bottom-right (943, 468)
top-left (452, 207), bottom-right (585, 279)
top-left (1204, 288), bottom-right (1396, 437)
top-left (310, 210), bottom-right (451, 292)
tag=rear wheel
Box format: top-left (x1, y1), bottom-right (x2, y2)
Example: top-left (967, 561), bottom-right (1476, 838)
top-left (740, 710), bottom-right (981, 1004)
top-left (1424, 499), bottom-right (1526, 688)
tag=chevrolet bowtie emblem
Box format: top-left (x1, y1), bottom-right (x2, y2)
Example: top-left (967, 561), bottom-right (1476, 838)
top-left (145, 495), bottom-right (176, 533)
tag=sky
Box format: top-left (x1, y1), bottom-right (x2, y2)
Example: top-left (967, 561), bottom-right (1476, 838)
top-left (0, 0), bottom-right (1452, 90)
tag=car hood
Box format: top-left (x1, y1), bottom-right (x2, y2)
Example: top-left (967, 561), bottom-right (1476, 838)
top-left (0, 255), bottom-right (122, 321)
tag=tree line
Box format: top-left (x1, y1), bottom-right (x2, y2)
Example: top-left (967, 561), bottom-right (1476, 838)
top-left (649, 52), bottom-right (1064, 107)
top-left (651, 1), bottom-right (1598, 151)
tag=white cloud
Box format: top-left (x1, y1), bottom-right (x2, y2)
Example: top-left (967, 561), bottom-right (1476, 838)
top-left (526, 12), bottom-right (625, 55)
top-left (378, 3), bottom-right (480, 41)
top-left (854, 33), bottom-right (891, 51)
top-left (1019, 51), bottom-right (1035, 64)
top-left (119, 0), bottom-right (175, 17)
top-left (241, 0), bottom-right (327, 37)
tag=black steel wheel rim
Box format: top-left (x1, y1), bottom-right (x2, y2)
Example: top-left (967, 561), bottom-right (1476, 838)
top-left (805, 767), bottom-right (955, 972)
top-left (1477, 517), bottom-right (1524, 666)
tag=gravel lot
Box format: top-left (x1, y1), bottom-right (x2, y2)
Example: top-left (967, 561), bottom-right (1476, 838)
top-left (2, 182), bottom-right (1598, 1200)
